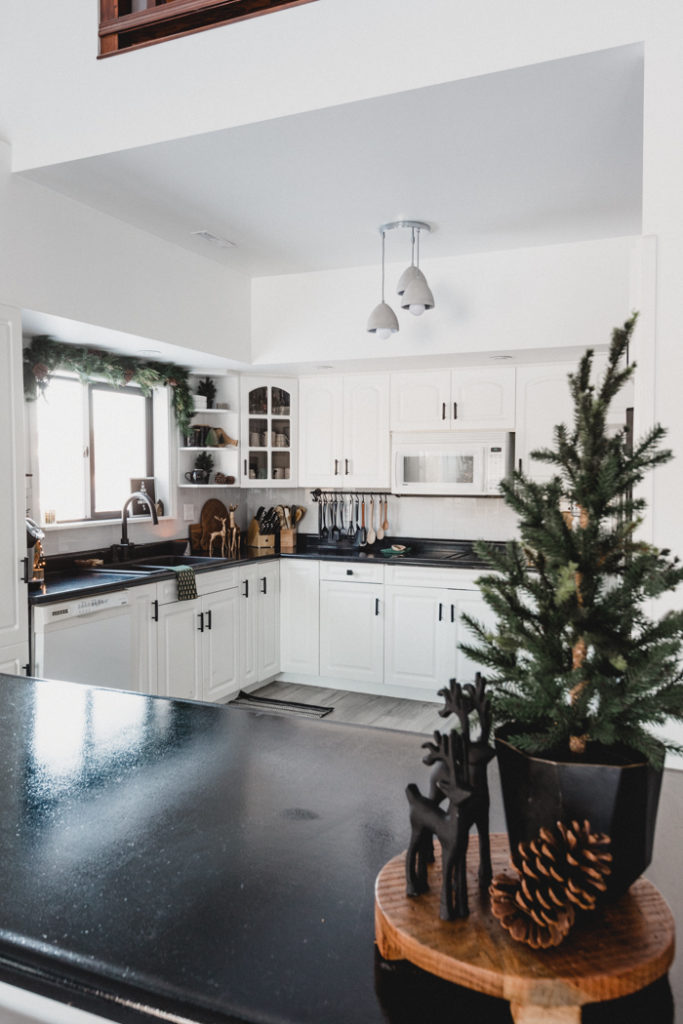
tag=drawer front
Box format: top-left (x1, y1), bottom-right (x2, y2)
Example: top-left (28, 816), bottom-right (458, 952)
top-left (384, 564), bottom-right (482, 590)
top-left (157, 567), bottom-right (239, 605)
top-left (318, 561), bottom-right (385, 584)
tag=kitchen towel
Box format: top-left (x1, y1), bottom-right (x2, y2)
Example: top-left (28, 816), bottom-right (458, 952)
top-left (173, 565), bottom-right (198, 601)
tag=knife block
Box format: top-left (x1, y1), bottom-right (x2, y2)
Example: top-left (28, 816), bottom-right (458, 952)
top-left (246, 518), bottom-right (275, 549)
top-left (280, 527), bottom-right (296, 551)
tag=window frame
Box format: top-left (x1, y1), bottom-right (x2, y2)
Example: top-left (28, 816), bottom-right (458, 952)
top-left (34, 375), bottom-right (155, 525)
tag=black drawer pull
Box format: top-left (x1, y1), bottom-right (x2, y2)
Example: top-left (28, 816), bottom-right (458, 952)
top-left (152, 599), bottom-right (159, 622)
top-left (261, 576), bottom-right (267, 595)
top-left (206, 609), bottom-right (212, 630)
top-left (375, 597), bottom-right (380, 616)
top-left (198, 612), bottom-right (205, 632)
top-left (438, 602), bottom-right (443, 622)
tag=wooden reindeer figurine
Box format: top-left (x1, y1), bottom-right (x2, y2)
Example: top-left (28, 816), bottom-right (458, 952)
top-left (405, 673), bottom-right (495, 920)
top-left (227, 505), bottom-right (240, 557)
top-left (208, 515), bottom-right (227, 558)
top-left (405, 729), bottom-right (473, 920)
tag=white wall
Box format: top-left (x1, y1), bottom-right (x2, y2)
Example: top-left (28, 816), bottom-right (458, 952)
top-left (1, 1), bottom-right (647, 172)
top-left (0, 142), bottom-right (251, 363)
top-left (252, 237), bottom-right (635, 366)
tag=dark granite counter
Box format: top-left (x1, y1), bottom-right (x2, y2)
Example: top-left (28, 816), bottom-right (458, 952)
top-left (30, 537), bottom-right (497, 606)
top-left (0, 673), bottom-right (678, 1024)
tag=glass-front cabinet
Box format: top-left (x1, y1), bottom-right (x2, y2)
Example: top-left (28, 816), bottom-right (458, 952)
top-left (239, 378), bottom-right (297, 487)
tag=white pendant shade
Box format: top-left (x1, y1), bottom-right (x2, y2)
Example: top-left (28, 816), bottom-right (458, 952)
top-left (400, 268), bottom-right (434, 315)
top-left (396, 263), bottom-right (420, 296)
top-left (367, 300), bottom-right (399, 337)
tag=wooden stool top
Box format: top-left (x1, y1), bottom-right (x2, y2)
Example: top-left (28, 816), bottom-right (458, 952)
top-left (375, 834), bottom-right (675, 1024)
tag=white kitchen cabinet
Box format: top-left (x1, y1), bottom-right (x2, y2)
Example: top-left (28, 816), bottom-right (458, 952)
top-left (239, 560), bottom-right (280, 687)
top-left (452, 591), bottom-right (499, 683)
top-left (156, 598), bottom-right (203, 701)
top-left (384, 585), bottom-right (454, 691)
top-left (298, 374), bottom-right (390, 488)
top-left (157, 567), bottom-right (240, 702)
top-left (0, 643), bottom-right (29, 676)
top-left (319, 577), bottom-right (384, 685)
top-left (128, 582), bottom-right (159, 695)
top-left (280, 558), bottom-right (320, 676)
top-left (240, 377), bottom-right (297, 487)
top-left (0, 305), bottom-right (29, 665)
top-left (391, 366), bottom-right (515, 432)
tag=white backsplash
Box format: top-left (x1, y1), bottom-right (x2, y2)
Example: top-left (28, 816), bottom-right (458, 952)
top-left (242, 489), bottom-right (518, 543)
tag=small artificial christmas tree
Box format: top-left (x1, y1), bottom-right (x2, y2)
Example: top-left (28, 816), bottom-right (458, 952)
top-left (461, 315), bottom-right (683, 767)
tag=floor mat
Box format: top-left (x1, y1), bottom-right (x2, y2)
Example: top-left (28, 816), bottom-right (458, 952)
top-left (229, 691), bottom-right (334, 719)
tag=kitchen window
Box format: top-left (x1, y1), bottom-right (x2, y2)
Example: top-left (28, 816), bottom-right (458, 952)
top-left (34, 377), bottom-right (154, 523)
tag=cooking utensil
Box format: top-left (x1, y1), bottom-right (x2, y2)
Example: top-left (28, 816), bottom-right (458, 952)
top-left (294, 505), bottom-right (304, 525)
top-left (317, 500), bottom-right (322, 539)
top-left (360, 495), bottom-right (367, 547)
top-left (347, 496), bottom-right (355, 538)
top-left (376, 497), bottom-right (385, 542)
top-left (382, 497), bottom-right (389, 534)
top-left (367, 496), bottom-right (376, 545)
top-left (321, 496), bottom-right (328, 540)
top-left (331, 496), bottom-right (340, 540)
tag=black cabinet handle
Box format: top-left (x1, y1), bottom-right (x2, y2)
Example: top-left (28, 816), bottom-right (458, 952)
top-left (198, 612), bottom-right (205, 632)
top-left (451, 604), bottom-right (455, 623)
top-left (346, 569), bottom-right (353, 575)
top-left (334, 458), bottom-right (339, 475)
top-left (152, 599), bottom-right (159, 622)
top-left (518, 458), bottom-right (522, 473)
top-left (244, 459), bottom-right (248, 475)
top-left (243, 579), bottom-right (249, 598)
top-left (453, 401), bottom-right (458, 420)
top-left (375, 597), bottom-right (380, 616)
top-left (438, 602), bottom-right (443, 622)
top-left (260, 576), bottom-right (267, 595)
top-left (21, 557), bottom-right (29, 584)
top-left (442, 402), bottom-right (446, 420)
top-left (345, 458), bottom-right (350, 475)
top-left (23, 663), bottom-right (30, 676)
top-left (206, 609), bottom-right (212, 630)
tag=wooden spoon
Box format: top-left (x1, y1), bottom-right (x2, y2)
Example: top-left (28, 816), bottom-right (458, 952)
top-left (382, 497), bottom-right (389, 534)
top-left (376, 496), bottom-right (385, 542)
top-left (367, 496), bottom-right (376, 545)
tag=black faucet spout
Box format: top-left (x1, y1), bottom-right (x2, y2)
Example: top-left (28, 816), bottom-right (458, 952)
top-left (121, 491), bottom-right (159, 546)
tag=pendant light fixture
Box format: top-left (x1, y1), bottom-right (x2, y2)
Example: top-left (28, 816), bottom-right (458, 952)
top-left (366, 228), bottom-right (399, 339)
top-left (367, 220), bottom-right (434, 337)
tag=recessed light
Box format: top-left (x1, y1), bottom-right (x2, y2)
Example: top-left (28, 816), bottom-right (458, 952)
top-left (316, 365), bottom-right (334, 370)
top-left (490, 354), bottom-right (514, 360)
top-left (191, 230), bottom-right (237, 249)
top-left (139, 349), bottom-right (162, 357)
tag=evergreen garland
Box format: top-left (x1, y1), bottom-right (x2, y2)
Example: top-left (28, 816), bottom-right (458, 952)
top-left (23, 335), bottom-right (195, 436)
top-left (461, 314), bottom-right (683, 767)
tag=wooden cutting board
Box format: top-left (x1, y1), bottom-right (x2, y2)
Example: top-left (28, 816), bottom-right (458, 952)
top-left (199, 499), bottom-right (228, 551)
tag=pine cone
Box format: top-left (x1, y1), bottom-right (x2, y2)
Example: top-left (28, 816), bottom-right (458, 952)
top-left (489, 819), bottom-right (612, 949)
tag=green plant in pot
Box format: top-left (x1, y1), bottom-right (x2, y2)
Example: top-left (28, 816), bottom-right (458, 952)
top-left (191, 449), bottom-right (214, 484)
top-left (461, 314), bottom-right (683, 899)
top-left (196, 376), bottom-right (217, 409)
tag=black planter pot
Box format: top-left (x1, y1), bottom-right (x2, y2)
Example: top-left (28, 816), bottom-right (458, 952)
top-left (495, 733), bottom-right (663, 900)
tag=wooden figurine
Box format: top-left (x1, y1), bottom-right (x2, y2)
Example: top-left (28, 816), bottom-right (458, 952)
top-left (208, 515), bottom-right (227, 558)
top-left (227, 504), bottom-right (240, 557)
top-left (405, 673), bottom-right (495, 920)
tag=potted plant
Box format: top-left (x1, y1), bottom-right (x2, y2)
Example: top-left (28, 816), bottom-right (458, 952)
top-left (189, 449), bottom-right (214, 484)
top-left (461, 315), bottom-right (683, 898)
top-left (196, 376), bottom-right (217, 409)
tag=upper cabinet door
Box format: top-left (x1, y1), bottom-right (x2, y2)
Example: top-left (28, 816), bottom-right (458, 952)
top-left (0, 305), bottom-right (28, 657)
top-left (515, 363), bottom-right (575, 482)
top-left (298, 376), bottom-right (344, 487)
top-left (450, 366), bottom-right (515, 430)
top-left (343, 374), bottom-right (390, 488)
top-left (240, 377), bottom-right (297, 487)
top-left (390, 370), bottom-right (451, 432)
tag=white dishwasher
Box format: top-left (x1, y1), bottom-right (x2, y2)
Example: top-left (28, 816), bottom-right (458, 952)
top-left (32, 591), bottom-right (137, 691)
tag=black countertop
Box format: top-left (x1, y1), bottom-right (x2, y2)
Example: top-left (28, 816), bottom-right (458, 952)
top-left (32, 537), bottom-right (497, 605)
top-left (0, 673), bottom-right (679, 1024)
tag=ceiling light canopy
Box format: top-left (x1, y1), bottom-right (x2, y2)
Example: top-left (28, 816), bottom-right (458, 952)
top-left (367, 220), bottom-right (434, 338)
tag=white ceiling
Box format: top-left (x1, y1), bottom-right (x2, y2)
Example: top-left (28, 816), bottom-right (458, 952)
top-left (22, 44), bottom-right (643, 279)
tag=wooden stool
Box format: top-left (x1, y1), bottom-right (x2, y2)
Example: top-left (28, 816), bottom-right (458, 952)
top-left (375, 834), bottom-right (674, 1023)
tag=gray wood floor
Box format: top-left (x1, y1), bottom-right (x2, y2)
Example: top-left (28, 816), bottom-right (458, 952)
top-left (252, 681), bottom-right (446, 735)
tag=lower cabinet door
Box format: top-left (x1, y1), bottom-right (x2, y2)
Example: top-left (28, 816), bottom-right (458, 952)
top-left (452, 592), bottom-right (498, 684)
top-left (202, 587), bottom-right (240, 702)
top-left (157, 598), bottom-right (202, 701)
top-left (384, 586), bottom-right (454, 691)
top-left (0, 642), bottom-right (28, 676)
top-left (256, 562), bottom-right (280, 682)
top-left (280, 559), bottom-right (319, 676)
top-left (239, 567), bottom-right (258, 688)
top-left (319, 580), bottom-right (383, 684)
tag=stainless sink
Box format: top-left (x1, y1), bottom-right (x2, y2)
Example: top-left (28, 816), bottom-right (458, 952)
top-left (131, 554), bottom-right (223, 569)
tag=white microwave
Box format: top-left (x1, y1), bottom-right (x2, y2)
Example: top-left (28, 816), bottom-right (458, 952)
top-left (392, 431), bottom-right (514, 496)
